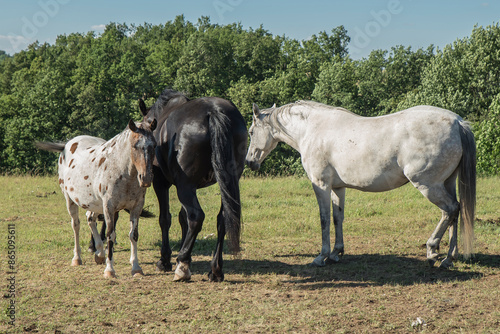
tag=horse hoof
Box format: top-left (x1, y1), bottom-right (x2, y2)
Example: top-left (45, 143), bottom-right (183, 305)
top-left (439, 258), bottom-right (454, 269)
top-left (173, 262), bottom-right (191, 282)
top-left (309, 258), bottom-right (326, 267)
top-left (103, 271), bottom-right (116, 278)
top-left (427, 258), bottom-right (437, 268)
top-left (94, 254), bottom-right (106, 265)
top-left (156, 260), bottom-right (172, 272)
top-left (71, 259), bottom-right (82, 266)
top-left (325, 257), bottom-right (339, 265)
top-left (208, 271), bottom-right (224, 282)
top-left (132, 269), bottom-right (144, 277)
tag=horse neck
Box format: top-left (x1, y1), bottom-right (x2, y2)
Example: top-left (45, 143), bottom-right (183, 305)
top-left (105, 131), bottom-right (135, 174)
top-left (153, 95), bottom-right (189, 124)
top-left (271, 106), bottom-right (308, 152)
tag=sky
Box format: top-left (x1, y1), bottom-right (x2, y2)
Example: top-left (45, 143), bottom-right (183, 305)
top-left (0, 0), bottom-right (498, 59)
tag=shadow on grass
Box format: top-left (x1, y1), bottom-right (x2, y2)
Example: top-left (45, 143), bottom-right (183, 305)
top-left (143, 237), bottom-right (498, 288)
top-left (187, 252), bottom-right (498, 288)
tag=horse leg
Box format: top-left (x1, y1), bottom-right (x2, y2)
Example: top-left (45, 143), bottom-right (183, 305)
top-left (66, 196), bottom-right (82, 266)
top-left (88, 212), bottom-right (118, 253)
top-left (327, 188), bottom-right (345, 264)
top-left (103, 207), bottom-right (117, 278)
top-left (174, 187), bottom-right (205, 281)
top-left (86, 212), bottom-right (105, 264)
top-left (311, 183), bottom-right (332, 267)
top-left (153, 166), bottom-right (173, 272)
top-left (178, 207), bottom-right (188, 249)
top-left (416, 183), bottom-right (460, 268)
top-left (88, 225), bottom-right (97, 253)
top-left (128, 206), bottom-right (144, 276)
top-left (208, 205), bottom-right (225, 282)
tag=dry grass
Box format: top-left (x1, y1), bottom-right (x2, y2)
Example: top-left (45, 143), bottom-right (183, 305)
top-left (1, 175), bottom-right (500, 333)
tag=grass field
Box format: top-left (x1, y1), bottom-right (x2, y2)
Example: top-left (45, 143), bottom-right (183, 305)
top-left (1, 175), bottom-right (500, 333)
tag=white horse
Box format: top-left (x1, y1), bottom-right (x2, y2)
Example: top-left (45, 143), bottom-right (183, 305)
top-left (245, 101), bottom-right (476, 269)
top-left (37, 118), bottom-right (157, 277)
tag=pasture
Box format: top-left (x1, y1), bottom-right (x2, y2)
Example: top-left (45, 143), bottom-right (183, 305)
top-left (1, 175), bottom-right (500, 333)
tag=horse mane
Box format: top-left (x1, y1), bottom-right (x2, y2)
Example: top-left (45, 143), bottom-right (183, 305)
top-left (262, 100), bottom-right (357, 146)
top-left (266, 100), bottom-right (355, 117)
top-left (150, 88), bottom-right (190, 118)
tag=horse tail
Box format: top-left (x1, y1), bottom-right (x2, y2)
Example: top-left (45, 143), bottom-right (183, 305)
top-left (208, 106), bottom-right (242, 254)
top-left (458, 120), bottom-right (476, 259)
top-left (35, 141), bottom-right (66, 153)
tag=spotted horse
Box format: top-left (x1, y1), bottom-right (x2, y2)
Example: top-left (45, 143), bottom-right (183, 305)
top-left (36, 118), bottom-right (157, 278)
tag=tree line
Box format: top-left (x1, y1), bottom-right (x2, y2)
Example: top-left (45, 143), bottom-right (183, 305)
top-left (1, 16), bottom-right (499, 175)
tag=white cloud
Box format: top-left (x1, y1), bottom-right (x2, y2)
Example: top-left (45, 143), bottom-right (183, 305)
top-left (90, 24), bottom-right (106, 31)
top-left (0, 34), bottom-right (31, 54)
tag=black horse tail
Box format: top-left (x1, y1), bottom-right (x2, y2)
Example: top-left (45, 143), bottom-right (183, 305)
top-left (208, 107), bottom-right (242, 254)
top-left (35, 141), bottom-right (66, 152)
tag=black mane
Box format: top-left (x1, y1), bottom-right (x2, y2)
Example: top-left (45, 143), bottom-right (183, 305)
top-left (150, 89), bottom-right (189, 118)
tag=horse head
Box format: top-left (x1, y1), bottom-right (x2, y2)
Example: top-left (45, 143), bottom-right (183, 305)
top-left (245, 103), bottom-right (279, 171)
top-left (128, 118), bottom-right (157, 187)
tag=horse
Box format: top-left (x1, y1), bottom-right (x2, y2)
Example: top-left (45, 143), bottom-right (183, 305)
top-left (139, 88), bottom-right (247, 282)
top-left (245, 101), bottom-right (476, 269)
top-left (36, 118), bottom-right (157, 278)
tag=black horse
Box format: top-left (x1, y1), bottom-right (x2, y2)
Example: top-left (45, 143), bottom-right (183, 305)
top-left (139, 89), bottom-right (247, 282)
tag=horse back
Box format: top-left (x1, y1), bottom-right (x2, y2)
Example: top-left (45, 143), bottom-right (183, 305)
top-left (302, 105), bottom-right (464, 191)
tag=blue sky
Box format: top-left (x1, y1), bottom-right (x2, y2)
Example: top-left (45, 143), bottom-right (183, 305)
top-left (0, 0), bottom-right (498, 59)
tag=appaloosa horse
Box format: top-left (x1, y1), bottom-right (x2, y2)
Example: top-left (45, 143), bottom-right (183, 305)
top-left (36, 118), bottom-right (157, 277)
top-left (246, 101), bottom-right (476, 269)
top-left (139, 89), bottom-right (247, 282)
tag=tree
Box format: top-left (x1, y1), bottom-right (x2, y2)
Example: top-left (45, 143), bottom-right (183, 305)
top-left (398, 23), bottom-right (500, 119)
top-left (474, 94), bottom-right (500, 175)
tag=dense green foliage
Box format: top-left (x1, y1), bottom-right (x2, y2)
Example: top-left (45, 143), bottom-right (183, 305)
top-left (0, 17), bottom-right (499, 175)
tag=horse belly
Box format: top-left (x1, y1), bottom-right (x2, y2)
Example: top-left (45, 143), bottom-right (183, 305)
top-left (337, 164), bottom-right (409, 192)
top-left (58, 153), bottom-right (102, 211)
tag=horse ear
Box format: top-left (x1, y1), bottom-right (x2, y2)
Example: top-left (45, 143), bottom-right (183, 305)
top-left (139, 99), bottom-right (148, 116)
top-left (128, 119), bottom-right (138, 132)
top-left (149, 118), bottom-right (157, 132)
top-left (272, 103), bottom-right (276, 108)
top-left (252, 103), bottom-right (260, 119)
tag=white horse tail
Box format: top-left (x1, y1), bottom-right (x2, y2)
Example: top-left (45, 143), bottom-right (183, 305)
top-left (35, 141), bottom-right (66, 153)
top-left (458, 120), bottom-right (476, 259)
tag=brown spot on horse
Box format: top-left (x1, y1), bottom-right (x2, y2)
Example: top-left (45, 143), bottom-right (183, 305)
top-left (84, 175), bottom-right (89, 180)
top-left (68, 159), bottom-right (74, 167)
top-left (99, 157), bottom-right (106, 167)
top-left (70, 142), bottom-right (79, 154)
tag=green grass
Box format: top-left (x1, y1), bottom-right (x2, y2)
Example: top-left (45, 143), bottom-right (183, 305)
top-left (1, 175), bottom-right (500, 333)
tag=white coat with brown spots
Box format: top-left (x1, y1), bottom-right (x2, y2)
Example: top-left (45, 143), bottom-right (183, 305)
top-left (37, 119), bottom-right (157, 278)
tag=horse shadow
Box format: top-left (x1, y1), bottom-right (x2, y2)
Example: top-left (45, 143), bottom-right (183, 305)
top-left (145, 238), bottom-right (499, 287)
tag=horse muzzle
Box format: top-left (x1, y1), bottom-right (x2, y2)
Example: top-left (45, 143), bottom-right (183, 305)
top-left (245, 159), bottom-right (261, 171)
top-left (138, 173), bottom-right (153, 188)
